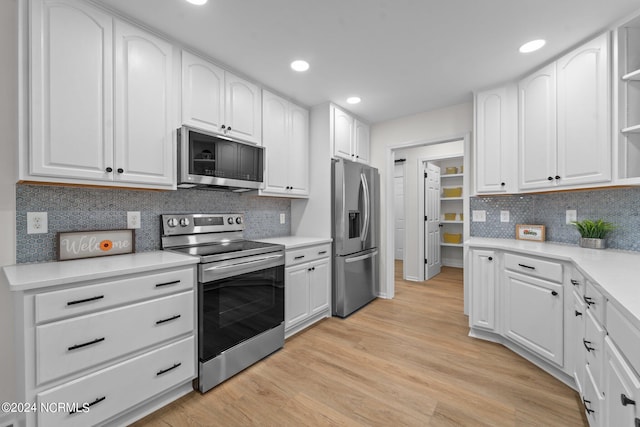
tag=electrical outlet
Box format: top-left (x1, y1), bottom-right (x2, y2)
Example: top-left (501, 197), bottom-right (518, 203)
top-left (27, 212), bottom-right (48, 234)
top-left (127, 211), bottom-right (141, 229)
top-left (500, 210), bottom-right (510, 223)
top-left (279, 213), bottom-right (286, 224)
top-left (472, 210), bottom-right (486, 222)
top-left (566, 209), bottom-right (577, 224)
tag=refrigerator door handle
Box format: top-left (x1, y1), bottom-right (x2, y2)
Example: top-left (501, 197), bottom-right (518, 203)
top-left (345, 250), bottom-right (378, 264)
top-left (361, 172), bottom-right (370, 245)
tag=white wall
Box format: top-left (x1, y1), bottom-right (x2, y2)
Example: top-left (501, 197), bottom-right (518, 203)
top-left (369, 102), bottom-right (473, 297)
top-left (395, 141), bottom-right (464, 280)
top-left (0, 0), bottom-right (18, 407)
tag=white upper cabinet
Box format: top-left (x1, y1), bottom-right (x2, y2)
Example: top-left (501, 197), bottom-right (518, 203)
top-left (182, 51), bottom-right (261, 144)
top-left (474, 85), bottom-right (517, 194)
top-left (331, 105), bottom-right (370, 164)
top-left (27, 0), bottom-right (175, 189)
top-left (114, 21), bottom-right (174, 187)
top-left (260, 90), bottom-right (309, 197)
top-left (518, 33), bottom-right (611, 191)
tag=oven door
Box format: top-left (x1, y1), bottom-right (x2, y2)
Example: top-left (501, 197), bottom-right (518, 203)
top-left (199, 264), bottom-right (284, 362)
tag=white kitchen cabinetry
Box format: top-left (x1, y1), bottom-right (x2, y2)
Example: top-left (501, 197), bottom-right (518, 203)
top-left (260, 90), bottom-right (309, 197)
top-left (474, 85), bottom-right (517, 194)
top-left (469, 249), bottom-right (497, 332)
top-left (284, 243), bottom-right (331, 338)
top-left (182, 50), bottom-right (261, 144)
top-left (6, 256), bottom-right (198, 427)
top-left (519, 33), bottom-right (611, 191)
top-left (603, 337), bottom-right (640, 427)
top-left (331, 104), bottom-right (370, 164)
top-left (27, 0), bottom-right (174, 189)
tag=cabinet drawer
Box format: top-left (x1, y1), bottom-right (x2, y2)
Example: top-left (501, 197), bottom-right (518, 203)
top-left (583, 364), bottom-right (604, 426)
top-left (35, 267), bottom-right (194, 323)
top-left (504, 253), bottom-right (563, 283)
top-left (36, 291), bottom-right (194, 385)
top-left (584, 309), bottom-right (606, 390)
top-left (584, 280), bottom-right (606, 325)
top-left (36, 335), bottom-right (195, 427)
top-left (607, 301), bottom-right (640, 376)
top-left (285, 243), bottom-right (331, 266)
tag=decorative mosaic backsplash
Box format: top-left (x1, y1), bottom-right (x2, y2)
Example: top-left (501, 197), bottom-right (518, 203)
top-left (470, 187), bottom-right (640, 252)
top-left (16, 184), bottom-right (291, 263)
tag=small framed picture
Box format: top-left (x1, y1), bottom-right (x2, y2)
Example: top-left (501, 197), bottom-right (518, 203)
top-left (57, 229), bottom-right (135, 261)
top-left (516, 224), bottom-right (546, 242)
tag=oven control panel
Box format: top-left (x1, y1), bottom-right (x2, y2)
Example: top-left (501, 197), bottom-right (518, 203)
top-left (162, 213), bottom-right (244, 236)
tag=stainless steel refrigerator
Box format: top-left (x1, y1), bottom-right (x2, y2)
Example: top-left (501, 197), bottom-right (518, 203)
top-left (332, 158), bottom-right (379, 317)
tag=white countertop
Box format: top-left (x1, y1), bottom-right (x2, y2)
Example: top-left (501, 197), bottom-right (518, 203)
top-left (466, 237), bottom-right (640, 330)
top-left (3, 251), bottom-right (199, 292)
top-left (255, 236), bottom-right (332, 249)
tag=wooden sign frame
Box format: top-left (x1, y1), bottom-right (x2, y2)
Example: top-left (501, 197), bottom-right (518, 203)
top-left (57, 229), bottom-right (135, 261)
top-left (515, 224), bottom-right (546, 242)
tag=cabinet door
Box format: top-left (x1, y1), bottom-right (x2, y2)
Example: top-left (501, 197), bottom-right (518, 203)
top-left (604, 337), bottom-right (640, 427)
top-left (30, 0), bottom-right (114, 181)
top-left (225, 72), bottom-right (262, 144)
top-left (309, 259), bottom-right (330, 316)
top-left (285, 266), bottom-right (310, 329)
top-left (262, 91), bottom-right (290, 193)
top-left (469, 250), bottom-right (497, 331)
top-left (475, 87), bottom-right (516, 193)
top-left (332, 106), bottom-right (353, 160)
top-left (504, 271), bottom-right (564, 365)
top-left (572, 291), bottom-right (587, 394)
top-left (181, 50), bottom-right (225, 133)
top-left (519, 63), bottom-right (558, 190)
top-left (288, 104), bottom-right (310, 195)
top-left (354, 120), bottom-right (370, 164)
top-left (557, 32), bottom-right (611, 187)
top-left (114, 21), bottom-right (174, 187)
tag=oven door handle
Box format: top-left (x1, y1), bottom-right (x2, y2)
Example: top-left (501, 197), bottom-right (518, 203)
top-left (201, 253), bottom-right (284, 273)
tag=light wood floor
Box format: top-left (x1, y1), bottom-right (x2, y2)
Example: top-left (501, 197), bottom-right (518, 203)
top-left (132, 262), bottom-right (586, 426)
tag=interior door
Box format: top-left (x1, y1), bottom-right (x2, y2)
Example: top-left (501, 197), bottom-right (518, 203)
top-left (424, 162), bottom-right (441, 280)
top-left (394, 163), bottom-right (405, 260)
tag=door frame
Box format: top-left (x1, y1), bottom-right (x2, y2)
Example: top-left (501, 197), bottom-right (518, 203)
top-left (393, 159), bottom-right (406, 266)
top-left (385, 133), bottom-right (470, 299)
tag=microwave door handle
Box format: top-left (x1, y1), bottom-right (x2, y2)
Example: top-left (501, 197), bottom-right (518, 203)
top-left (360, 172), bottom-right (370, 245)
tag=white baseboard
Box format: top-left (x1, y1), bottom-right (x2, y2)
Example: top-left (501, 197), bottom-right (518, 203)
top-left (442, 258), bottom-right (464, 268)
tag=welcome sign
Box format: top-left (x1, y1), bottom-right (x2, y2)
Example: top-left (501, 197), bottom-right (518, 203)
top-left (57, 230), bottom-right (135, 261)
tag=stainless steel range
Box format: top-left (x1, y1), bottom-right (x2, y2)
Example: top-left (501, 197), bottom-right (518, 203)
top-left (161, 213), bottom-right (285, 393)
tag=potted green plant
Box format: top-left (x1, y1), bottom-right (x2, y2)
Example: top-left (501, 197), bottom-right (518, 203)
top-left (571, 219), bottom-right (616, 249)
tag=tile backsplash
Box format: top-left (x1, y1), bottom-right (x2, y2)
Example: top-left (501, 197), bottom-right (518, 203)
top-left (16, 184), bottom-right (291, 263)
top-left (470, 187), bottom-right (640, 252)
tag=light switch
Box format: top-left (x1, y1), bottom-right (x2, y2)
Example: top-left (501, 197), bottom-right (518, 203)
top-left (500, 210), bottom-right (510, 223)
top-left (472, 210), bottom-right (486, 222)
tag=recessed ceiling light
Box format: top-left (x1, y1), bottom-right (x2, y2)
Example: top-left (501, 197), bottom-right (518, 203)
top-left (185, 0), bottom-right (207, 4)
top-left (290, 60), bottom-right (310, 72)
top-left (519, 39), bottom-right (546, 53)
top-left (346, 96), bottom-right (361, 104)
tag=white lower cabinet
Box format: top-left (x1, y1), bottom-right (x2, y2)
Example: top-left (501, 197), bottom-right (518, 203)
top-left (603, 336), bottom-right (640, 427)
top-left (572, 291), bottom-right (587, 394)
top-left (584, 364), bottom-right (605, 426)
top-left (469, 249), bottom-right (497, 331)
top-left (284, 243), bottom-right (331, 338)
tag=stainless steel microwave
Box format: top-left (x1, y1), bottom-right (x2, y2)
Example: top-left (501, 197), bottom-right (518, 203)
top-left (177, 126), bottom-right (264, 192)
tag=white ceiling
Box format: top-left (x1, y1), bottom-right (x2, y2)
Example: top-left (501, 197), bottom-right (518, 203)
top-left (95, 0), bottom-right (640, 124)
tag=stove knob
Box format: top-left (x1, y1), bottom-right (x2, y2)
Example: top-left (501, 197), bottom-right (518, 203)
top-left (179, 218), bottom-right (190, 227)
top-left (227, 217), bottom-right (234, 225)
top-left (167, 218), bottom-right (178, 228)
top-left (235, 216), bottom-right (243, 225)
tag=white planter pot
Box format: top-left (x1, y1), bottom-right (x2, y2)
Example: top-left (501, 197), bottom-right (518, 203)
top-left (579, 237), bottom-right (606, 249)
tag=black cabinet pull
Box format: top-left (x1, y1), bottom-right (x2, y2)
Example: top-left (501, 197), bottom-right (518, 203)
top-left (548, 176), bottom-right (554, 181)
top-left (555, 175), bottom-right (561, 180)
top-left (156, 280), bottom-right (180, 288)
top-left (488, 257), bottom-right (493, 261)
top-left (621, 394), bottom-right (636, 406)
top-left (221, 125), bottom-right (226, 130)
top-left (67, 295), bottom-right (104, 306)
top-left (518, 263), bottom-right (535, 270)
top-left (500, 182), bottom-right (506, 186)
top-left (105, 167), bottom-right (113, 173)
top-left (117, 168), bottom-right (124, 173)
top-left (551, 291), bottom-right (558, 296)
top-left (584, 296), bottom-right (595, 306)
top-left (318, 251), bottom-right (327, 255)
top-left (157, 362), bottom-right (182, 376)
top-left (583, 339), bottom-right (595, 352)
top-left (69, 396), bottom-right (106, 415)
top-left (583, 398), bottom-right (595, 414)
top-left (156, 314), bottom-right (181, 325)
top-left (227, 126), bottom-right (232, 132)
top-left (294, 255), bottom-right (305, 260)
top-left (575, 310), bottom-right (582, 317)
top-left (68, 337), bottom-right (105, 351)
top-left (570, 279), bottom-right (579, 286)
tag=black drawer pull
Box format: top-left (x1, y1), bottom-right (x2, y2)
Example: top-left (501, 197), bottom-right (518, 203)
top-left (67, 295), bottom-right (104, 306)
top-left (575, 310), bottom-right (582, 317)
top-left (156, 314), bottom-right (181, 325)
top-left (156, 280), bottom-right (180, 288)
top-left (157, 362), bottom-right (182, 376)
top-left (518, 263), bottom-right (535, 270)
top-left (69, 396), bottom-right (106, 415)
top-left (622, 394), bottom-right (636, 406)
top-left (318, 251), bottom-right (327, 255)
top-left (583, 397), bottom-right (595, 414)
top-left (294, 255), bottom-right (305, 260)
top-left (488, 257), bottom-right (493, 261)
top-left (584, 296), bottom-right (595, 306)
top-left (570, 279), bottom-right (579, 286)
top-left (68, 337), bottom-right (105, 351)
top-left (583, 339), bottom-right (595, 352)
top-left (551, 290), bottom-right (558, 296)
